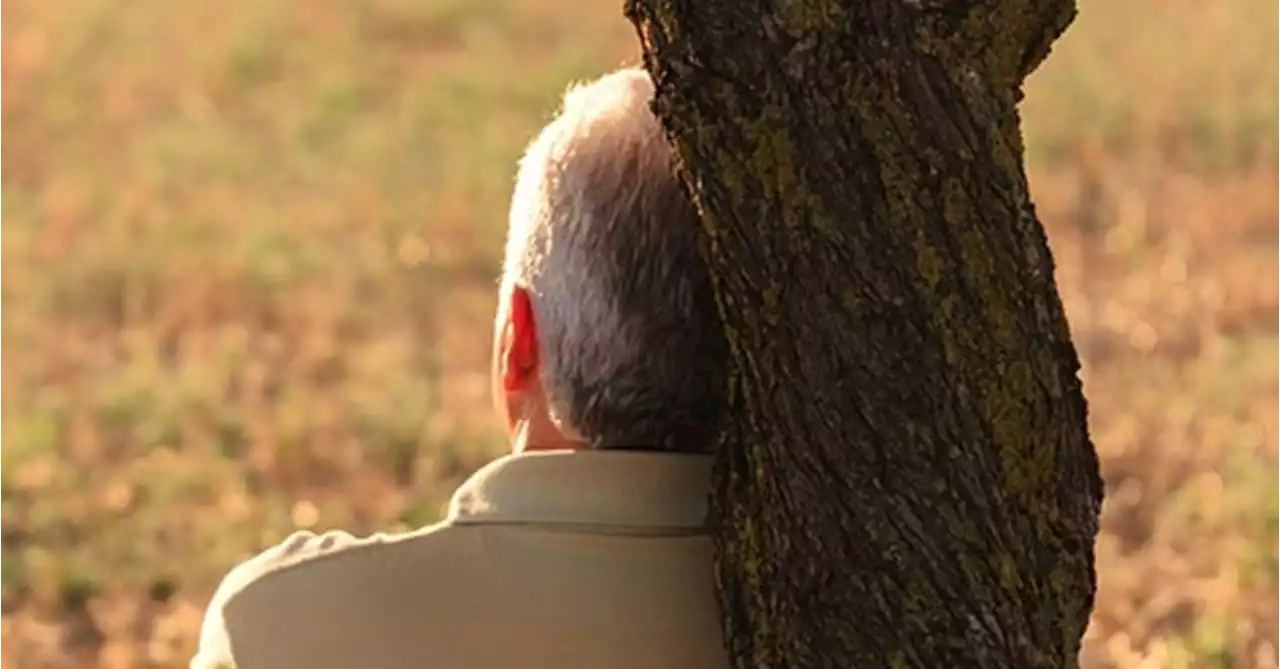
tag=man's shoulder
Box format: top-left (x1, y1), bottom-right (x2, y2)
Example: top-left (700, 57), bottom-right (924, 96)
top-left (191, 522), bottom-right (469, 668)
top-left (215, 529), bottom-right (374, 602)
top-left (214, 521), bottom-right (471, 605)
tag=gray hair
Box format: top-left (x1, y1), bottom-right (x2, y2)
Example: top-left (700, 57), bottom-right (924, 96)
top-left (502, 68), bottom-right (726, 453)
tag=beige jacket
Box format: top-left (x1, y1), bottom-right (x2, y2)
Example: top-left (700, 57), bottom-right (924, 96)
top-left (191, 450), bottom-right (730, 669)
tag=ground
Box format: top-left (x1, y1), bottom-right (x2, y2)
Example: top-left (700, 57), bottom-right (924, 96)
top-left (1, 0), bottom-right (1276, 667)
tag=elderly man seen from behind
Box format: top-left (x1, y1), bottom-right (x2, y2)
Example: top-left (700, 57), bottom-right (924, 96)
top-left (191, 68), bottom-right (732, 669)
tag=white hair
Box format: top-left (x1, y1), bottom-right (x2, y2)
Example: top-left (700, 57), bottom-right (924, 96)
top-left (501, 68), bottom-right (726, 451)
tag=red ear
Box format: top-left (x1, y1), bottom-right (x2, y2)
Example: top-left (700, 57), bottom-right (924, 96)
top-left (502, 287), bottom-right (539, 391)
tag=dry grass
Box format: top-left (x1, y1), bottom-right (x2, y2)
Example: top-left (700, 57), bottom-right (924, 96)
top-left (1, 0), bottom-right (1276, 667)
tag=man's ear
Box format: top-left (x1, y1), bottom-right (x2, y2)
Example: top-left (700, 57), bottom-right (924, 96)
top-left (501, 286), bottom-right (539, 392)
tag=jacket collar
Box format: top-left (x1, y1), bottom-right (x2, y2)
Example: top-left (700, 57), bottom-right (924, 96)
top-left (447, 450), bottom-right (712, 532)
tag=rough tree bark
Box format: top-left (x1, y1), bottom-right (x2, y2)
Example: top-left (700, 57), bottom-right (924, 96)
top-left (624, 1), bottom-right (1104, 667)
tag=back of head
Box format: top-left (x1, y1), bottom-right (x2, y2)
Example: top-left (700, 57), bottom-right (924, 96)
top-left (504, 68), bottom-right (727, 453)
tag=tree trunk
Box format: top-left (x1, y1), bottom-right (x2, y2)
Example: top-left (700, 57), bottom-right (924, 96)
top-left (624, 2), bottom-right (1104, 667)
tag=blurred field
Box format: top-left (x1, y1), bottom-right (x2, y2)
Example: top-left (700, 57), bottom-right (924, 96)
top-left (1, 0), bottom-right (1276, 667)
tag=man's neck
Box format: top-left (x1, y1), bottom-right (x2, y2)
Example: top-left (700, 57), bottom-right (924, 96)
top-left (511, 419), bottom-right (585, 454)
